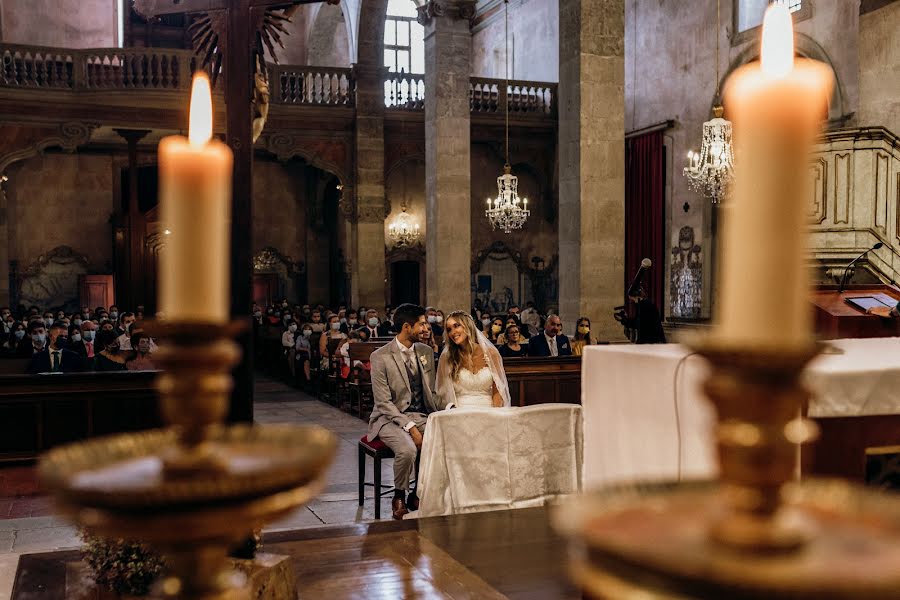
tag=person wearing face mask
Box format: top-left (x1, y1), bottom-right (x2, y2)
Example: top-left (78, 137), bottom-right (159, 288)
top-left (283, 319), bottom-right (298, 377)
top-left (18, 321), bottom-right (48, 357)
top-left (479, 314), bottom-right (493, 336)
top-left (66, 324), bottom-right (86, 358)
top-left (126, 332), bottom-right (156, 371)
top-left (42, 312), bottom-right (55, 328)
top-left (27, 321), bottom-right (84, 373)
top-left (94, 329), bottom-right (129, 371)
top-left (346, 312), bottom-right (359, 332)
top-left (319, 314), bottom-right (347, 370)
top-left (75, 320), bottom-right (98, 360)
top-left (116, 314), bottom-right (154, 351)
top-left (362, 310), bottom-right (381, 339)
top-left (571, 317), bottom-right (597, 356)
top-left (4, 322), bottom-right (27, 355)
top-left (486, 317), bottom-right (505, 345)
top-left (295, 325), bottom-right (313, 385)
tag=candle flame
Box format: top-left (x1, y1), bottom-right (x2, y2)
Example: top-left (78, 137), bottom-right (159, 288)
top-left (189, 73), bottom-right (213, 147)
top-left (761, 4), bottom-right (794, 78)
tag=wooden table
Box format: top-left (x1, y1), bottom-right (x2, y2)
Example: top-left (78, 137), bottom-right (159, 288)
top-left (12, 507), bottom-right (579, 599)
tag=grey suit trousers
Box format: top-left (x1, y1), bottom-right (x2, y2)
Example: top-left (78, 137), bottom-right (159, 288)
top-left (376, 412), bottom-right (428, 492)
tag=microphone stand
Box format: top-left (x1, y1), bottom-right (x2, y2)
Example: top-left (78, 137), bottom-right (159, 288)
top-left (838, 243), bottom-right (883, 294)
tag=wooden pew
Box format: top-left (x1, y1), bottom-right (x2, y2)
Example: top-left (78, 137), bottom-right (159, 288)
top-left (348, 341), bottom-right (386, 418)
top-left (0, 371), bottom-right (161, 462)
top-left (502, 356), bottom-right (581, 407)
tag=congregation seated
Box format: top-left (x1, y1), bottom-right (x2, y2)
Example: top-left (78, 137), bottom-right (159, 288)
top-left (528, 314), bottom-right (572, 357)
top-left (571, 317), bottom-right (597, 356)
top-left (498, 323), bottom-right (528, 358)
top-left (26, 320), bottom-right (84, 374)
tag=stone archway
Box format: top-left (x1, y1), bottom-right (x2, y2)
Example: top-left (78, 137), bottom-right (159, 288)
top-left (307, 2), bottom-right (352, 67)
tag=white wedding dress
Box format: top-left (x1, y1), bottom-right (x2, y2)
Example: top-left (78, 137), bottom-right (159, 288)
top-left (453, 366), bottom-right (495, 408)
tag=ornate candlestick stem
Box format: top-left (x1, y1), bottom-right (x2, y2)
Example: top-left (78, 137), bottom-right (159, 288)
top-left (695, 343), bottom-right (820, 552)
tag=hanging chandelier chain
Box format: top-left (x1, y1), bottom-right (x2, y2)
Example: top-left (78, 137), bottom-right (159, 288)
top-left (504, 0), bottom-right (510, 165)
top-left (715, 0), bottom-right (720, 99)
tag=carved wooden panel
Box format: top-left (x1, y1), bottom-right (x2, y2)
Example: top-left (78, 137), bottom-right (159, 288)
top-left (808, 157), bottom-right (826, 224)
top-left (875, 152), bottom-right (890, 235)
top-left (834, 152), bottom-right (851, 224)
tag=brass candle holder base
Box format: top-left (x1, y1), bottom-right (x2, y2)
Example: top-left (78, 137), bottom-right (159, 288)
top-left (554, 341), bottom-right (900, 599)
top-left (39, 321), bottom-right (337, 600)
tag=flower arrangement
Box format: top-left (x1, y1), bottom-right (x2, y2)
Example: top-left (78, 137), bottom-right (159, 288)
top-left (81, 532), bottom-right (165, 596)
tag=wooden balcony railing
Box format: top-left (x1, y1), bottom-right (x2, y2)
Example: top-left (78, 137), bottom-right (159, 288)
top-left (470, 77), bottom-right (557, 117)
top-left (384, 70), bottom-right (424, 110)
top-left (271, 65), bottom-right (354, 106)
top-left (1, 43), bottom-right (196, 90)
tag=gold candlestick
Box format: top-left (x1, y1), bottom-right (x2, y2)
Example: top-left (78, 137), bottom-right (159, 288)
top-left (39, 321), bottom-right (337, 599)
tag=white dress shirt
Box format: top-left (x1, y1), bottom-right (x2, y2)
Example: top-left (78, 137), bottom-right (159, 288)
top-left (545, 333), bottom-right (559, 357)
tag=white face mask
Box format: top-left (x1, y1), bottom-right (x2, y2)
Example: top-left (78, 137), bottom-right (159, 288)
top-left (71, 333), bottom-right (82, 342)
top-left (436, 316), bottom-right (443, 324)
top-left (331, 322), bottom-right (341, 331)
top-left (368, 317), bottom-right (379, 327)
top-left (302, 330), bottom-right (312, 338)
top-left (14, 330), bottom-right (25, 340)
top-left (481, 319), bottom-right (491, 327)
top-left (83, 330), bottom-right (95, 341)
top-left (348, 319), bottom-right (357, 325)
top-left (427, 316), bottom-right (437, 323)
top-left (288, 324), bottom-right (298, 332)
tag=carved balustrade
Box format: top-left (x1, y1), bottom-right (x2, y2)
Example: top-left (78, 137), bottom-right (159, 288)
top-left (1, 43), bottom-right (196, 90)
top-left (0, 42), bottom-right (557, 121)
top-left (384, 70), bottom-right (425, 110)
top-left (271, 65), bottom-right (354, 106)
top-left (470, 77), bottom-right (557, 117)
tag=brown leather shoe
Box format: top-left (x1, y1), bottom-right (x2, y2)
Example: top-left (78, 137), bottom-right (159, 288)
top-left (391, 496), bottom-right (408, 520)
top-left (406, 493), bottom-right (419, 511)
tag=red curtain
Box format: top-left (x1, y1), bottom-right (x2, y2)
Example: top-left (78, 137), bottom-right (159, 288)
top-left (625, 131), bottom-right (666, 314)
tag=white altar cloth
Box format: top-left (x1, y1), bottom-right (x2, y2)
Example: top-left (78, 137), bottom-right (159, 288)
top-left (582, 337), bottom-right (900, 489)
top-left (416, 404), bottom-right (583, 518)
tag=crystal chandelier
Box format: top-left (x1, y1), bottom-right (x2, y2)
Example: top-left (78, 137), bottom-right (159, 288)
top-left (684, 105), bottom-right (735, 202)
top-left (683, 0), bottom-right (735, 203)
top-left (485, 0), bottom-right (530, 233)
top-left (388, 206), bottom-right (420, 247)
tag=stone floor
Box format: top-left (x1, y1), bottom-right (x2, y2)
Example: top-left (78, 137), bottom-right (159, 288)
top-left (0, 374), bottom-right (395, 600)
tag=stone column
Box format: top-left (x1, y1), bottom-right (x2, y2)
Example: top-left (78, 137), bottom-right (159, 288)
top-left (558, 0), bottom-right (626, 340)
top-left (421, 0), bottom-right (475, 314)
top-left (0, 183), bottom-right (8, 306)
top-left (353, 63), bottom-right (388, 312)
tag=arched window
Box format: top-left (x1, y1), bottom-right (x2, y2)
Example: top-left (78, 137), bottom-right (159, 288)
top-left (736, 0), bottom-right (805, 34)
top-left (384, 0), bottom-right (424, 74)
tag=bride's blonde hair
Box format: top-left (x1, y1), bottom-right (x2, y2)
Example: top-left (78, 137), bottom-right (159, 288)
top-left (444, 311), bottom-right (480, 382)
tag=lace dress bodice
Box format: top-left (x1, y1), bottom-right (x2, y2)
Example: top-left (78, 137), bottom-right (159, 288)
top-left (453, 365), bottom-right (494, 408)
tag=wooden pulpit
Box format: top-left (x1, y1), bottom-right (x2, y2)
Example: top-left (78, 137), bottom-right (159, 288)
top-left (811, 284), bottom-right (900, 339)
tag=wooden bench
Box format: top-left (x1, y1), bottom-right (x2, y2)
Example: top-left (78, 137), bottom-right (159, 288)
top-left (348, 342), bottom-right (387, 418)
top-left (0, 371), bottom-right (161, 462)
top-left (502, 356), bottom-right (581, 407)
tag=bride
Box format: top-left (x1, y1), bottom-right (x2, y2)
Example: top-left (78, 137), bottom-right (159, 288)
top-left (437, 311), bottom-right (511, 408)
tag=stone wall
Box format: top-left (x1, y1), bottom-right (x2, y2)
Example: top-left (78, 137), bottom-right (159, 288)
top-left (252, 159), bottom-right (308, 264)
top-left (858, 1), bottom-right (900, 135)
top-left (625, 0), bottom-right (862, 319)
top-left (471, 0), bottom-right (559, 81)
top-left (7, 152), bottom-right (114, 271)
top-left (273, 4), bottom-right (311, 65)
top-left (0, 0), bottom-right (118, 48)
top-left (385, 159), bottom-right (426, 245)
top-left (306, 2), bottom-right (351, 67)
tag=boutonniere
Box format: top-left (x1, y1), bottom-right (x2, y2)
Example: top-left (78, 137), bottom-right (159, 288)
top-left (561, 342), bottom-right (569, 349)
top-left (418, 354), bottom-right (429, 369)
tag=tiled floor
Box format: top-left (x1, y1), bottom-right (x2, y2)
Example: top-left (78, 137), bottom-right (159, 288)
top-left (0, 374), bottom-right (396, 599)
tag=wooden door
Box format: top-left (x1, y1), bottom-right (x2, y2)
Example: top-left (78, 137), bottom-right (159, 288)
top-left (79, 275), bottom-right (115, 310)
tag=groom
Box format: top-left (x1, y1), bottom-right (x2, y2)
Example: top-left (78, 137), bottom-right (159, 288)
top-left (368, 303), bottom-right (445, 519)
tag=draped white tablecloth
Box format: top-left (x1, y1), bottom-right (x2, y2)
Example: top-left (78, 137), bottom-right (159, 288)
top-left (415, 404), bottom-right (583, 518)
top-left (582, 338), bottom-right (900, 489)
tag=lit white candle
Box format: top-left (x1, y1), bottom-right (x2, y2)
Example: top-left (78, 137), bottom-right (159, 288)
top-left (158, 73), bottom-right (233, 323)
top-left (716, 5), bottom-right (833, 350)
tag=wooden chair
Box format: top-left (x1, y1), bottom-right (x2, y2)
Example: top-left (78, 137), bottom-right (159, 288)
top-left (358, 435), bottom-right (420, 520)
top-left (348, 342), bottom-right (381, 419)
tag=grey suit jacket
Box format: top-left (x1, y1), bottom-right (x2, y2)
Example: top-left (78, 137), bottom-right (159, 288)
top-left (367, 339), bottom-right (443, 440)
